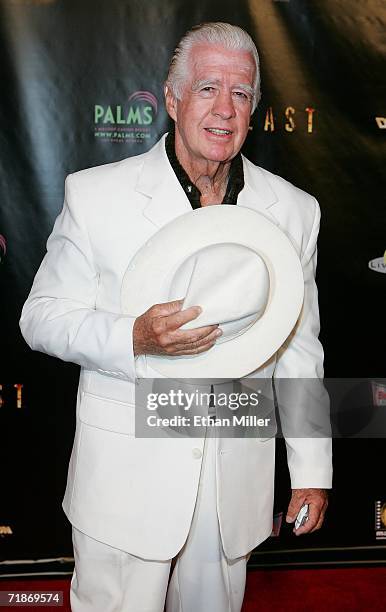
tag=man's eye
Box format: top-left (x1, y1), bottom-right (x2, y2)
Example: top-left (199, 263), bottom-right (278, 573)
top-left (202, 86), bottom-right (215, 92)
top-left (233, 91), bottom-right (248, 100)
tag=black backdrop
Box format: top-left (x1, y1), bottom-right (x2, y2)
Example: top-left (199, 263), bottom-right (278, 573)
top-left (0, 0), bottom-right (385, 565)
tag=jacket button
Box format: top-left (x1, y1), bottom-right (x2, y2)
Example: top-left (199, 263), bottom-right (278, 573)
top-left (192, 448), bottom-right (202, 459)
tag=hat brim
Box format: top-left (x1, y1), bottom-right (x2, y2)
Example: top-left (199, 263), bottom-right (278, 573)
top-left (121, 205), bottom-right (304, 378)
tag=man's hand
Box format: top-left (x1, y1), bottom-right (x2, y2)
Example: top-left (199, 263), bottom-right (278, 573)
top-left (133, 299), bottom-right (222, 357)
top-left (286, 488), bottom-right (328, 536)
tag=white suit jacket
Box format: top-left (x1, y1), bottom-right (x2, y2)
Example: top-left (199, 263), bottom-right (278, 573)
top-left (20, 135), bottom-right (332, 560)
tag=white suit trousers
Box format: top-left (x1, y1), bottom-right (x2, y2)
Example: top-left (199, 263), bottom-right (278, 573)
top-left (70, 428), bottom-right (248, 612)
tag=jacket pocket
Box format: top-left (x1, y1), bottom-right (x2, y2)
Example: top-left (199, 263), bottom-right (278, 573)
top-left (78, 391), bottom-right (135, 436)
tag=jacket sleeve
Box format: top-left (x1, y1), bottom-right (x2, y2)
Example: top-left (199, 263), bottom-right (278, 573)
top-left (19, 174), bottom-right (137, 382)
top-left (274, 198), bottom-right (333, 489)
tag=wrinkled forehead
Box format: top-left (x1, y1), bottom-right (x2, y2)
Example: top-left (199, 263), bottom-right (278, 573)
top-left (187, 43), bottom-right (256, 85)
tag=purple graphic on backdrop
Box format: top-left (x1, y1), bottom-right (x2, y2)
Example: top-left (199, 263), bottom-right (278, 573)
top-left (128, 91), bottom-right (158, 114)
top-left (0, 234), bottom-right (6, 263)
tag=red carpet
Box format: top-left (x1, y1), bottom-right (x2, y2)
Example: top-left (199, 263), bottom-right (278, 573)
top-left (1, 568), bottom-right (385, 611)
top-left (242, 567), bottom-right (386, 612)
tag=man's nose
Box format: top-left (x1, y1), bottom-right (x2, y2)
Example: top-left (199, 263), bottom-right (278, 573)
top-left (211, 91), bottom-right (236, 120)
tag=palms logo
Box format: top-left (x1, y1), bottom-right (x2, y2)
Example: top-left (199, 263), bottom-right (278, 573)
top-left (0, 235), bottom-right (6, 264)
top-left (368, 250), bottom-right (386, 274)
top-left (94, 90), bottom-right (158, 126)
top-left (94, 90), bottom-right (158, 143)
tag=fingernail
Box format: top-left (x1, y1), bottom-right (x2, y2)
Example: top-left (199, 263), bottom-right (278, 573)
top-left (216, 329), bottom-right (223, 337)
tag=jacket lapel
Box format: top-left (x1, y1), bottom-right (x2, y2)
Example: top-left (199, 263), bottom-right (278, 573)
top-left (238, 156), bottom-right (279, 225)
top-left (135, 135), bottom-right (280, 227)
top-left (135, 134), bottom-right (192, 229)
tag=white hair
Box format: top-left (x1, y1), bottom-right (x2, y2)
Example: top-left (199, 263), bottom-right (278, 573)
top-left (166, 22), bottom-right (261, 112)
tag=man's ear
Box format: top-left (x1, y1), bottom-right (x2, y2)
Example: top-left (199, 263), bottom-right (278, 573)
top-left (164, 84), bottom-right (178, 122)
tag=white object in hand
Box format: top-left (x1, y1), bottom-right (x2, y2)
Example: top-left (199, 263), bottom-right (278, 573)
top-left (295, 504), bottom-right (309, 529)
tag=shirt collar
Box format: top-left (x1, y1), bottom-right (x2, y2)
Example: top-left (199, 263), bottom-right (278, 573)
top-left (165, 126), bottom-right (244, 209)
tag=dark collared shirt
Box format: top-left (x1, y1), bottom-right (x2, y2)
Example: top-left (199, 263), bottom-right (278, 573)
top-left (165, 128), bottom-right (244, 209)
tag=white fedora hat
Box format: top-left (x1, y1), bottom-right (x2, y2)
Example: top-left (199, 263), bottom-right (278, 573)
top-left (121, 205), bottom-right (304, 378)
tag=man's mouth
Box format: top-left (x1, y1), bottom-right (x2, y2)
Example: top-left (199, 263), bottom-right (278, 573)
top-left (205, 128), bottom-right (232, 136)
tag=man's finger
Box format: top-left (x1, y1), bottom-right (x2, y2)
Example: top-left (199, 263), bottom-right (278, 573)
top-left (309, 501), bottom-right (328, 533)
top-left (157, 327), bottom-right (222, 356)
top-left (155, 324), bottom-right (219, 351)
top-left (155, 305), bottom-right (203, 333)
top-left (286, 494), bottom-right (306, 523)
top-left (172, 326), bottom-right (222, 348)
top-left (150, 299), bottom-right (185, 318)
top-left (171, 340), bottom-right (217, 356)
top-left (309, 514), bottom-right (325, 533)
top-left (167, 305), bottom-right (204, 331)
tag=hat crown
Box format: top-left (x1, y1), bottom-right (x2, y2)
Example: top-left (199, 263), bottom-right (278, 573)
top-left (168, 243), bottom-right (270, 342)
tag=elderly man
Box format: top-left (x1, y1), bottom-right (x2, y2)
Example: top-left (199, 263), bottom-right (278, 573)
top-left (20, 22), bottom-right (332, 612)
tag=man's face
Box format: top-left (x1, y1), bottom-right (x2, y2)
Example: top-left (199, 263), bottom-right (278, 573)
top-left (166, 44), bottom-right (256, 165)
